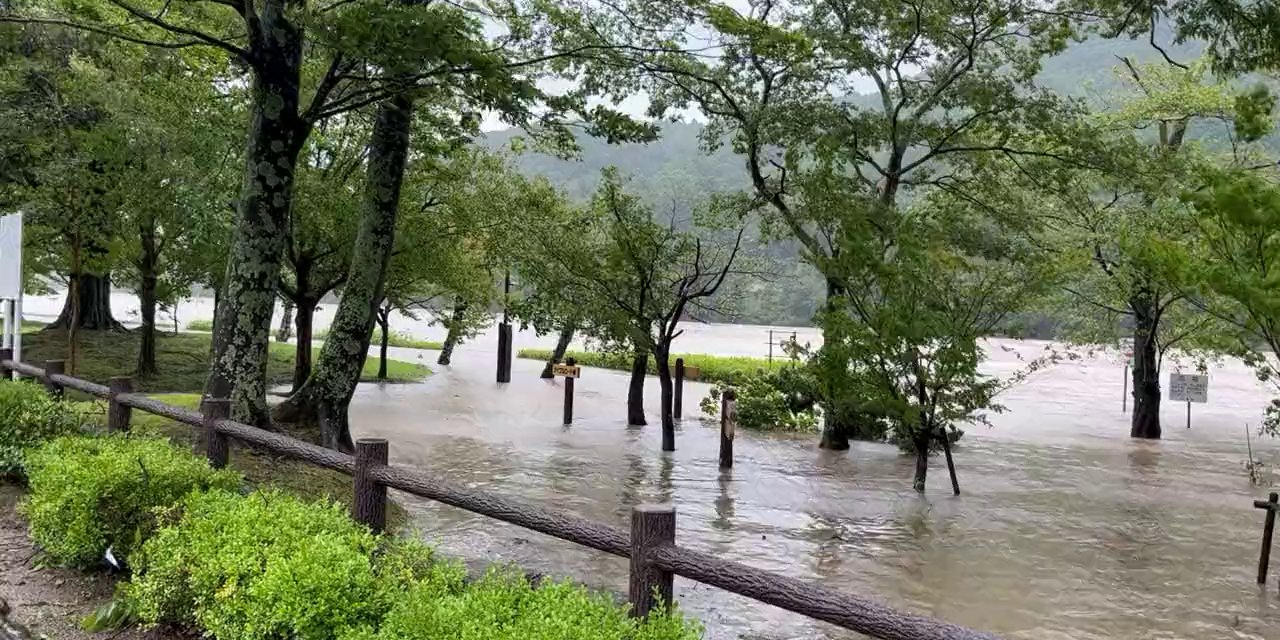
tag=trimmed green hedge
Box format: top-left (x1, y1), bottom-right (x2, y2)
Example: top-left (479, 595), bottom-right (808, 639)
top-left (516, 349), bottom-right (791, 386)
top-left (20, 435), bottom-right (241, 568)
top-left (0, 380), bottom-right (84, 477)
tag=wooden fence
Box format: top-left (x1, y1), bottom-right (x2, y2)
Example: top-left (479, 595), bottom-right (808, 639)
top-left (0, 350), bottom-right (1000, 640)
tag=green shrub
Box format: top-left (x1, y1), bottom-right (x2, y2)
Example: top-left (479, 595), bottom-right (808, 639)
top-left (185, 319), bottom-right (214, 331)
top-left (127, 489), bottom-right (382, 640)
top-left (346, 567), bottom-right (702, 640)
top-left (0, 380), bottom-right (85, 477)
top-left (20, 435), bottom-right (240, 567)
top-left (516, 348), bottom-right (790, 386)
top-left (700, 368), bottom-right (820, 433)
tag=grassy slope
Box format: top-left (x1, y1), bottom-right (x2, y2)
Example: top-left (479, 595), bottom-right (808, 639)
top-left (517, 348), bottom-right (795, 385)
top-left (22, 329), bottom-right (429, 393)
top-left (188, 319), bottom-right (443, 351)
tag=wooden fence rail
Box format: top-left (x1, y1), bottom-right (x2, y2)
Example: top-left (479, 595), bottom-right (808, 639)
top-left (0, 354), bottom-right (1000, 640)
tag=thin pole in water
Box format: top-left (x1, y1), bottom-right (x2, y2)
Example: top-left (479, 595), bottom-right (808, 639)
top-left (1122, 364), bottom-right (1128, 413)
top-left (1187, 400), bottom-right (1191, 429)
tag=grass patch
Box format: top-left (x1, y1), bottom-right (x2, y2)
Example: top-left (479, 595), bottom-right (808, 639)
top-left (21, 319), bottom-right (45, 333)
top-left (318, 327), bottom-right (443, 351)
top-left (517, 348), bottom-right (793, 385)
top-left (22, 329), bottom-right (429, 394)
top-left (94, 393), bottom-right (409, 531)
top-left (185, 318), bottom-right (213, 331)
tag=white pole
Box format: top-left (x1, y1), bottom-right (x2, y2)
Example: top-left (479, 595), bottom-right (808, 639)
top-left (14, 296), bottom-right (23, 366)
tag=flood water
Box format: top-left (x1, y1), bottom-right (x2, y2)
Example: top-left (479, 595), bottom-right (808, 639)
top-left (23, 293), bottom-right (1280, 639)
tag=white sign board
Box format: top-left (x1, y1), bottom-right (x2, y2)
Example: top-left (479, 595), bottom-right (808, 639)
top-left (0, 213), bottom-right (21, 298)
top-left (1169, 373), bottom-right (1208, 403)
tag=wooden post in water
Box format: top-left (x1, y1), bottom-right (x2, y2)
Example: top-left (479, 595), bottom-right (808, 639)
top-left (719, 389), bottom-right (736, 469)
top-left (940, 428), bottom-right (960, 496)
top-left (1257, 492), bottom-right (1279, 585)
top-left (202, 398), bottom-right (230, 469)
top-left (1186, 399), bottom-right (1191, 429)
top-left (629, 504), bottom-right (675, 619)
top-left (496, 322), bottom-right (513, 383)
top-left (107, 376), bottom-right (133, 432)
top-left (1122, 364), bottom-right (1128, 413)
top-left (673, 358), bottom-right (684, 420)
top-left (353, 438), bottom-right (389, 534)
top-left (41, 360), bottom-right (64, 399)
top-left (563, 357), bottom-right (576, 425)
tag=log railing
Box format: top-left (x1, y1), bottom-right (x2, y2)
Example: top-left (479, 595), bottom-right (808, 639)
top-left (0, 351), bottom-right (1000, 640)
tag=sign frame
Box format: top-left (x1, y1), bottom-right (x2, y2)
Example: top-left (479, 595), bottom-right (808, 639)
top-left (552, 363), bottom-right (581, 378)
top-left (1169, 373), bottom-right (1208, 404)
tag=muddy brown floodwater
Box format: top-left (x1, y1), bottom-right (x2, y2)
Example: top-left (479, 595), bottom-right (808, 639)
top-left (337, 335), bottom-right (1279, 640)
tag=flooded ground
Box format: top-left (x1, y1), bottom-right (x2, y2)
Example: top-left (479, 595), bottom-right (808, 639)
top-left (22, 293), bottom-right (1280, 639)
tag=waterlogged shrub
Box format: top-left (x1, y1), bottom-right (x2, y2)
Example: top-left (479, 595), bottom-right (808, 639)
top-left (20, 435), bottom-right (240, 567)
top-left (126, 489), bottom-right (382, 640)
top-left (346, 568), bottom-right (702, 640)
top-left (701, 369), bottom-right (819, 433)
top-left (517, 348), bottom-right (784, 386)
top-left (0, 379), bottom-right (84, 476)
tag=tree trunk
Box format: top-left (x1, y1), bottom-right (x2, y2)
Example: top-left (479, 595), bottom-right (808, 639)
top-left (136, 219), bottom-right (159, 376)
top-left (274, 92), bottom-right (413, 451)
top-left (656, 343), bottom-right (675, 449)
top-left (276, 298), bottom-right (295, 342)
top-left (912, 432), bottom-right (931, 492)
top-left (437, 300), bottom-right (466, 366)
top-left (819, 276), bottom-right (852, 450)
top-left (628, 348), bottom-right (649, 426)
top-left (203, 15), bottom-right (307, 428)
top-left (376, 303), bottom-right (390, 381)
top-left (49, 272), bottom-right (125, 331)
top-left (1130, 287), bottom-right (1162, 439)
top-left (291, 299), bottom-right (316, 392)
top-left (540, 324), bottom-right (576, 378)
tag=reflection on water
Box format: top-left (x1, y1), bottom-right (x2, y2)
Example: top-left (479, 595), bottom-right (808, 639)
top-left (25, 293), bottom-right (1280, 639)
top-left (349, 338), bottom-right (1280, 640)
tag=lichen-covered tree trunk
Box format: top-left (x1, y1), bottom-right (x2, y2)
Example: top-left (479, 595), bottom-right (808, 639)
top-left (540, 324), bottom-right (576, 378)
top-left (1130, 286), bottom-right (1162, 439)
top-left (49, 272), bottom-right (124, 331)
top-left (136, 222), bottom-right (160, 376)
top-left (437, 300), bottom-right (466, 366)
top-left (202, 20), bottom-right (306, 428)
top-left (276, 298), bottom-right (295, 342)
top-left (627, 348), bottom-right (649, 426)
top-left (376, 302), bottom-right (391, 380)
top-left (274, 92), bottom-right (413, 451)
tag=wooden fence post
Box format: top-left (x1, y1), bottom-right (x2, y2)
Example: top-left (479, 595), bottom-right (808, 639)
top-left (496, 322), bottom-right (513, 383)
top-left (673, 358), bottom-right (684, 420)
top-left (719, 389), bottom-right (736, 469)
top-left (1258, 492), bottom-right (1279, 585)
top-left (41, 360), bottom-right (64, 399)
top-left (563, 357), bottom-right (575, 425)
top-left (353, 438), bottom-right (389, 534)
top-left (629, 504), bottom-right (675, 618)
top-left (107, 377), bottom-right (133, 432)
top-left (202, 398), bottom-right (230, 469)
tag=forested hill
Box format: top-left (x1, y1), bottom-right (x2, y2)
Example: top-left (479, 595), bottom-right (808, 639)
top-left (476, 32), bottom-right (1217, 327)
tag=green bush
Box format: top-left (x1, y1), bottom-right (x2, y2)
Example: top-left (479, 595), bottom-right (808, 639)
top-left (345, 567), bottom-right (702, 640)
top-left (0, 380), bottom-right (85, 477)
top-left (127, 489), bottom-right (382, 640)
top-left (20, 435), bottom-right (240, 567)
top-left (701, 371), bottom-right (819, 433)
top-left (185, 319), bottom-right (214, 331)
top-left (516, 348), bottom-right (790, 386)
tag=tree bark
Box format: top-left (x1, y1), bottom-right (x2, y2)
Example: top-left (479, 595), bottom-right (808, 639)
top-left (1130, 286), bottom-right (1162, 439)
top-left (376, 302), bottom-right (390, 381)
top-left (49, 272), bottom-right (125, 331)
top-left (274, 92), bottom-right (413, 451)
top-left (276, 298), bottom-right (295, 342)
top-left (291, 299), bottom-right (316, 392)
top-left (819, 276), bottom-right (852, 450)
top-left (203, 9), bottom-right (307, 428)
top-left (912, 432), bottom-right (930, 492)
top-left (628, 348), bottom-right (649, 426)
top-left (540, 324), bottom-right (576, 378)
top-left (437, 300), bottom-right (466, 366)
top-left (656, 343), bottom-right (675, 449)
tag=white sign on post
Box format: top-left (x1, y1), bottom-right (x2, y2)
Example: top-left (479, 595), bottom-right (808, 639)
top-left (1169, 373), bottom-right (1208, 403)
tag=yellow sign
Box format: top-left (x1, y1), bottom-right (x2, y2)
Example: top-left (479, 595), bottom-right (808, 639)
top-left (683, 366), bottom-right (702, 381)
top-left (552, 363), bottom-right (581, 378)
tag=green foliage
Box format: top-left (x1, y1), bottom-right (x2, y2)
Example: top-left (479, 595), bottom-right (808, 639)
top-left (316, 327), bottom-right (443, 351)
top-left (700, 370), bottom-right (819, 433)
top-left (126, 489), bottom-right (381, 640)
top-left (19, 435), bottom-right (241, 568)
top-left (0, 380), bottom-right (84, 477)
top-left (516, 348), bottom-right (783, 386)
top-left (185, 319), bottom-right (214, 332)
top-left (347, 567), bottom-right (701, 640)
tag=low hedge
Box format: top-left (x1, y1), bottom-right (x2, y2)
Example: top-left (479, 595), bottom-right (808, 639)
top-left (0, 379), bottom-right (85, 477)
top-left (20, 435), bottom-right (241, 568)
top-left (516, 348), bottom-right (790, 386)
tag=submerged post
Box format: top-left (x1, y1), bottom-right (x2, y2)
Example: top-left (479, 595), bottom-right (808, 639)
top-left (1257, 492), bottom-right (1279, 584)
top-left (202, 398), bottom-right (230, 469)
top-left (629, 504), bottom-right (675, 619)
top-left (107, 376), bottom-right (133, 432)
top-left (496, 323), bottom-right (513, 383)
top-left (940, 428), bottom-right (960, 496)
top-left (673, 358), bottom-right (685, 420)
top-left (719, 389), bottom-right (736, 469)
top-left (1122, 364), bottom-right (1128, 413)
top-left (353, 438), bottom-right (389, 534)
top-left (41, 360), bottom-right (64, 399)
top-left (563, 357), bottom-right (576, 425)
